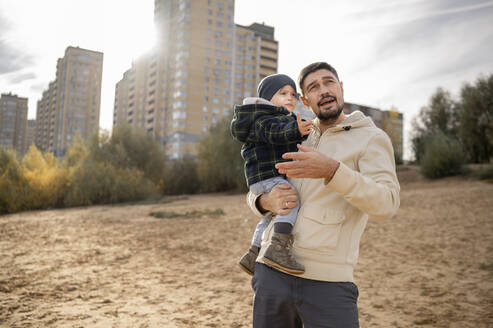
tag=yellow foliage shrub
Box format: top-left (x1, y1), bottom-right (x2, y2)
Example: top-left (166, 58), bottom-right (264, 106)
top-left (0, 148), bottom-right (27, 214)
top-left (20, 145), bottom-right (70, 209)
top-left (1, 130), bottom-right (161, 214)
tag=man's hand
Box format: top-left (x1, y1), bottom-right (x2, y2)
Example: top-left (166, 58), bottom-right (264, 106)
top-left (258, 184), bottom-right (299, 215)
top-left (296, 113), bottom-right (313, 136)
top-left (276, 144), bottom-right (340, 181)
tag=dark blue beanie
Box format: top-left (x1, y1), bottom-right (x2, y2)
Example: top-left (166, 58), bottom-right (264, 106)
top-left (257, 74), bottom-right (297, 101)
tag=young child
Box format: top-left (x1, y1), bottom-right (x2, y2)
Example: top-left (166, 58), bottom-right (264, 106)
top-left (230, 74), bottom-right (312, 275)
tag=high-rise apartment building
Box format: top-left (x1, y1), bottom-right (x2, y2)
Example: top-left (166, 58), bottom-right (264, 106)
top-left (0, 93), bottom-right (28, 154)
top-left (23, 119), bottom-right (36, 154)
top-left (35, 46), bottom-right (103, 156)
top-left (113, 52), bottom-right (159, 132)
top-left (114, 0), bottom-right (278, 158)
top-left (382, 108), bottom-right (404, 160)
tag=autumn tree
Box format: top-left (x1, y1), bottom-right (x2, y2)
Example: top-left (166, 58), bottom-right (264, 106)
top-left (21, 145), bottom-right (69, 209)
top-left (64, 128), bottom-right (160, 206)
top-left (459, 74), bottom-right (493, 163)
top-left (0, 148), bottom-right (25, 214)
top-left (162, 155), bottom-right (200, 195)
top-left (410, 88), bottom-right (461, 162)
top-left (196, 114), bottom-right (246, 192)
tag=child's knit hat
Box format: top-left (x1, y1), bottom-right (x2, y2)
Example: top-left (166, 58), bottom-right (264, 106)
top-left (257, 74), bottom-right (297, 101)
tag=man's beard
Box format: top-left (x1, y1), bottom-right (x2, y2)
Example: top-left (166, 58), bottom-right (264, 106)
top-left (317, 102), bottom-right (344, 123)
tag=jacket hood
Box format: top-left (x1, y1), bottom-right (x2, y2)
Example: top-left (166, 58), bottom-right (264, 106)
top-left (231, 100), bottom-right (292, 143)
top-left (242, 97), bottom-right (273, 106)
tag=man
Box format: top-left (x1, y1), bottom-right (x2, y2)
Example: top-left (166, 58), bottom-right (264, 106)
top-left (247, 62), bottom-right (400, 328)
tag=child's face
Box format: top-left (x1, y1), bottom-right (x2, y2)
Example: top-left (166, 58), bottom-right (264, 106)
top-left (270, 85), bottom-right (297, 112)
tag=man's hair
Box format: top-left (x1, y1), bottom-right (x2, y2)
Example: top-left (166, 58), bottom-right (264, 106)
top-left (298, 62), bottom-right (339, 94)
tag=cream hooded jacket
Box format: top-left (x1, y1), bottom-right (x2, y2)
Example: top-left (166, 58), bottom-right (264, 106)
top-left (247, 110), bottom-right (400, 282)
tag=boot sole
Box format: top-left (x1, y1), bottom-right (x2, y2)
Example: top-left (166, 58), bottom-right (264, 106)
top-left (238, 262), bottom-right (254, 276)
top-left (263, 257), bottom-right (305, 275)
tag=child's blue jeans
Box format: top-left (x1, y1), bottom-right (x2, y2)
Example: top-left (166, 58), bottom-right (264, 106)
top-left (249, 176), bottom-right (300, 247)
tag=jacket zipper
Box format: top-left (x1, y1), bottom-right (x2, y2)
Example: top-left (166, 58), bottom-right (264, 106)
top-left (295, 119), bottom-right (356, 201)
top-left (297, 128), bottom-right (324, 201)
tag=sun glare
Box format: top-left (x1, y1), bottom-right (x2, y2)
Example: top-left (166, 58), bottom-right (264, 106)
top-left (104, 0), bottom-right (157, 60)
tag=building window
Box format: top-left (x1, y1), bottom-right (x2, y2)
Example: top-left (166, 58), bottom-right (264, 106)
top-left (175, 70), bottom-right (188, 78)
top-left (173, 101), bottom-right (186, 109)
top-left (172, 110), bottom-right (187, 119)
top-left (175, 80), bottom-right (187, 88)
top-left (173, 90), bottom-right (187, 98)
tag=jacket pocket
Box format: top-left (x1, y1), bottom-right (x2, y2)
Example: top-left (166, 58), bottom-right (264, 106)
top-left (294, 205), bottom-right (346, 253)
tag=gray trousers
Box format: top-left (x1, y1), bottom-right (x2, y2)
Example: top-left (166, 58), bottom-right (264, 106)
top-left (252, 264), bottom-right (359, 328)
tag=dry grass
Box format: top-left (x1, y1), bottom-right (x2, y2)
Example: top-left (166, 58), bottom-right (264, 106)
top-left (0, 168), bottom-right (492, 327)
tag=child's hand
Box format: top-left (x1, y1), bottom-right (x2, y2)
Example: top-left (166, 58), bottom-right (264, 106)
top-left (297, 113), bottom-right (313, 136)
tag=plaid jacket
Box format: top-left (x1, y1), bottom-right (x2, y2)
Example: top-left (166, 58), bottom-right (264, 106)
top-left (230, 102), bottom-right (306, 187)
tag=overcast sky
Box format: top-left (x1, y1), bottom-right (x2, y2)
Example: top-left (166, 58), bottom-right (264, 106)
top-left (1, 0), bottom-right (492, 159)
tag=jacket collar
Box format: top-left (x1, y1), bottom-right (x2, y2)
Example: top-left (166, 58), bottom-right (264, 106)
top-left (312, 110), bottom-right (374, 135)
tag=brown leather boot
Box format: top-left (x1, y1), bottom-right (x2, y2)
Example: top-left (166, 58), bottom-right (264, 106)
top-left (263, 232), bottom-right (305, 274)
top-left (238, 245), bottom-right (259, 276)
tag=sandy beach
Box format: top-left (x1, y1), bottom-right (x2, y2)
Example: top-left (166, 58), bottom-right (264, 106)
top-left (1, 168), bottom-right (492, 327)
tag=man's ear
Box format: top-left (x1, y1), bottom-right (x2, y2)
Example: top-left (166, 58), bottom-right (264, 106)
top-left (340, 81), bottom-right (344, 95)
top-left (300, 95), bottom-right (309, 107)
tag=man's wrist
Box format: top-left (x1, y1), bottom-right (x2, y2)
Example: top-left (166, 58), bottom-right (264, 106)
top-left (256, 193), bottom-right (272, 215)
top-left (324, 161), bottom-right (340, 185)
